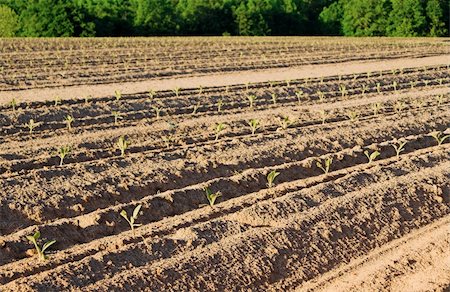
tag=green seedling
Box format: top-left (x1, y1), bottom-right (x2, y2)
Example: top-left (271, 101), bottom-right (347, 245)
top-left (317, 90), bottom-right (325, 102)
top-left (376, 82), bottom-right (381, 94)
top-left (339, 84), bottom-right (348, 98)
top-left (248, 119), bottom-right (260, 135)
top-left (214, 123), bottom-right (226, 141)
top-left (436, 94), bottom-right (443, 107)
top-left (430, 131), bottom-right (449, 146)
top-left (9, 97), bottom-right (18, 111)
top-left (173, 87), bottom-right (181, 97)
top-left (205, 188), bottom-right (221, 207)
top-left (360, 84), bottom-right (368, 95)
top-left (112, 111), bottom-right (123, 125)
top-left (394, 101), bottom-right (406, 113)
top-left (117, 136), bottom-right (129, 157)
top-left (57, 145), bottom-right (71, 166)
top-left (25, 119), bottom-right (41, 135)
top-left (246, 94), bottom-right (257, 109)
top-left (65, 115), bottom-right (74, 131)
top-left (217, 99), bottom-right (223, 113)
top-left (26, 231), bottom-right (56, 261)
top-left (266, 170), bottom-right (280, 188)
top-left (151, 106), bottom-right (162, 119)
top-left (278, 116), bottom-right (293, 131)
top-left (271, 93), bottom-right (277, 105)
top-left (392, 81), bottom-right (398, 92)
top-left (412, 100), bottom-right (425, 108)
top-left (372, 102), bottom-right (382, 116)
top-left (316, 157), bottom-right (333, 174)
top-left (410, 81), bottom-right (416, 89)
top-left (115, 90), bottom-right (122, 101)
top-left (318, 109), bottom-right (329, 124)
top-left (346, 110), bottom-right (359, 122)
top-left (391, 140), bottom-right (407, 157)
top-left (84, 95), bottom-right (91, 105)
top-left (198, 85), bottom-right (203, 95)
top-left (120, 204), bottom-right (142, 233)
top-left (54, 96), bottom-right (62, 106)
top-left (147, 89), bottom-right (155, 101)
top-left (364, 150), bottom-right (380, 164)
top-left (192, 102), bottom-right (200, 115)
top-left (285, 79), bottom-right (291, 87)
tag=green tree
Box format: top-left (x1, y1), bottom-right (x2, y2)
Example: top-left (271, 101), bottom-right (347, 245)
top-left (426, 0), bottom-right (447, 36)
top-left (0, 5), bottom-right (18, 37)
top-left (341, 0), bottom-right (390, 36)
top-left (133, 0), bottom-right (179, 35)
top-left (233, 0), bottom-right (271, 36)
top-left (319, 1), bottom-right (343, 35)
top-left (387, 0), bottom-right (426, 36)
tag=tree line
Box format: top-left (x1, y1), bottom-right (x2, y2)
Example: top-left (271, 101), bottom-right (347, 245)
top-left (0, 0), bottom-right (448, 37)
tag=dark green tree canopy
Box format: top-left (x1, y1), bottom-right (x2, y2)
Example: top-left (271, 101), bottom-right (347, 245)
top-left (0, 0), bottom-right (447, 37)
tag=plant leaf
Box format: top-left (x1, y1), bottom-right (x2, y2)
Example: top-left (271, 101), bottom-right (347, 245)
top-left (42, 240), bottom-right (56, 252)
top-left (133, 204), bottom-right (142, 219)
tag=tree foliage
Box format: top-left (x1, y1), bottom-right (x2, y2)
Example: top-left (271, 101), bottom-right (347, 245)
top-left (0, 0), bottom-right (447, 37)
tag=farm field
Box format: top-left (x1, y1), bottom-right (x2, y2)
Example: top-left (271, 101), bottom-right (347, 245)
top-left (0, 37), bottom-right (449, 291)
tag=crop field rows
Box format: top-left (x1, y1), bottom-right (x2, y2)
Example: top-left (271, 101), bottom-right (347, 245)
top-left (0, 38), bottom-right (448, 90)
top-left (0, 38), bottom-right (449, 291)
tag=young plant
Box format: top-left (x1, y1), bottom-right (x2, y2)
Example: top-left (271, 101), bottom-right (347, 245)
top-left (26, 231), bottom-right (56, 261)
top-left (360, 84), bottom-right (368, 95)
top-left (120, 204), bottom-right (142, 233)
top-left (112, 111), bottom-right (123, 125)
top-left (278, 116), bottom-right (293, 131)
top-left (57, 145), bottom-right (71, 166)
top-left (151, 106), bottom-right (162, 119)
top-left (317, 90), bottom-right (325, 102)
top-left (295, 90), bottom-right (303, 105)
top-left (392, 81), bottom-right (398, 92)
top-left (248, 119), bottom-right (260, 135)
top-left (217, 99), bottom-right (223, 113)
top-left (364, 150), bottom-right (380, 164)
top-left (25, 119), bottom-right (41, 135)
top-left (376, 83), bottom-right (381, 94)
top-left (65, 115), bottom-right (74, 131)
top-left (318, 109), bottom-right (329, 124)
top-left (117, 136), bottom-right (129, 157)
top-left (391, 140), bottom-right (407, 157)
top-left (436, 94), bottom-right (444, 107)
top-left (173, 87), bottom-right (181, 97)
top-left (54, 96), bottom-right (62, 106)
top-left (372, 102), bottom-right (382, 116)
top-left (339, 84), bottom-right (348, 98)
top-left (346, 110), bottom-right (359, 122)
top-left (9, 97), bottom-right (18, 111)
top-left (205, 187), bottom-right (221, 207)
top-left (394, 101), bottom-right (406, 114)
top-left (430, 131), bottom-right (449, 146)
top-left (192, 102), bottom-right (200, 115)
top-left (246, 94), bottom-right (257, 109)
top-left (214, 123), bottom-right (226, 141)
top-left (266, 170), bottom-right (280, 188)
top-left (316, 157), bottom-right (333, 174)
top-left (271, 93), bottom-right (277, 105)
top-left (115, 90), bottom-right (122, 101)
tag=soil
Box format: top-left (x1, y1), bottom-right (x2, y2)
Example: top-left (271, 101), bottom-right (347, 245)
top-left (0, 37), bottom-right (449, 291)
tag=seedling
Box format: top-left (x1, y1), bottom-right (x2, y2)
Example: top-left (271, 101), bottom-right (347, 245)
top-left (214, 123), bottom-right (226, 141)
top-left (278, 116), bottom-right (293, 131)
top-left (266, 170), bottom-right (280, 188)
top-left (120, 204), bottom-right (142, 233)
top-left (117, 136), bottom-right (129, 157)
top-left (217, 99), bottom-right (223, 112)
top-left (339, 84), bottom-right (348, 98)
top-left (436, 94), bottom-right (443, 107)
top-left (112, 111), bottom-right (123, 125)
top-left (360, 84), bottom-right (368, 95)
top-left (391, 141), bottom-right (407, 157)
top-left (318, 110), bottom-right (329, 124)
top-left (54, 96), bottom-right (62, 106)
top-left (410, 81), bottom-right (416, 89)
top-left (286, 79), bottom-right (291, 87)
top-left (198, 85), bottom-right (203, 95)
top-left (65, 115), bottom-right (74, 131)
top-left (346, 110), bottom-right (359, 122)
top-left (248, 119), bottom-right (260, 135)
top-left (376, 83), bottom-right (381, 94)
top-left (26, 231), bottom-right (56, 261)
top-left (148, 89), bottom-right (155, 100)
top-left (271, 93), bottom-right (277, 105)
top-left (317, 90), bottom-right (325, 102)
top-left (57, 145), bottom-right (71, 166)
top-left (9, 97), bottom-right (18, 111)
top-left (205, 188), bottom-right (221, 207)
top-left (151, 106), bottom-right (162, 119)
top-left (25, 119), bottom-right (41, 135)
top-left (84, 95), bottom-right (91, 105)
top-left (364, 150), bottom-right (380, 163)
top-left (246, 94), bottom-right (257, 109)
top-left (115, 90), bottom-right (122, 101)
top-left (295, 90), bottom-right (303, 105)
top-left (392, 81), bottom-right (398, 92)
top-left (430, 131), bottom-right (449, 146)
top-left (394, 101), bottom-right (406, 113)
top-left (372, 102), bottom-right (382, 116)
top-left (173, 87), bottom-right (181, 97)
top-left (316, 157), bottom-right (333, 174)
top-left (192, 102), bottom-right (200, 115)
